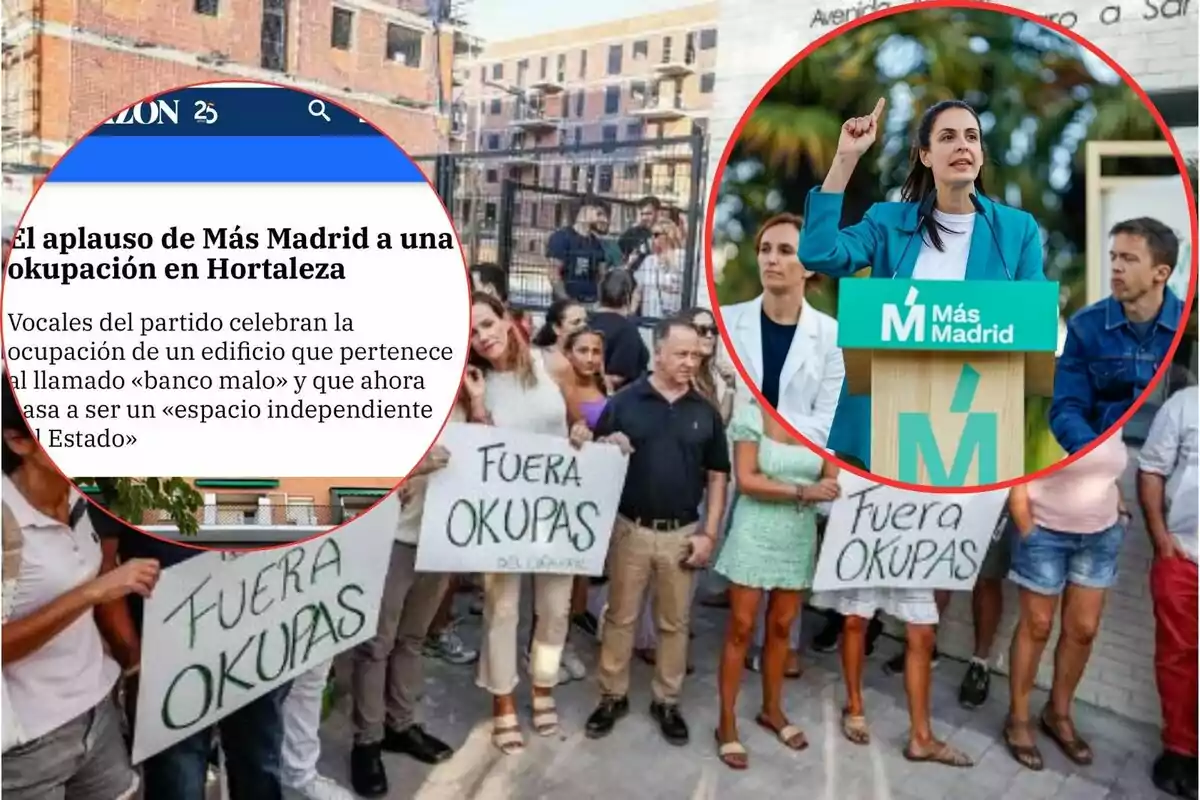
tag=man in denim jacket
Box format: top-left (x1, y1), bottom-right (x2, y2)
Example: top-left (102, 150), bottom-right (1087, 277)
top-left (1050, 217), bottom-right (1184, 454)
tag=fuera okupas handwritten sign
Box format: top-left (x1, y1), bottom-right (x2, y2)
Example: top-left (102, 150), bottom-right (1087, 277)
top-left (131, 504), bottom-right (396, 764)
top-left (416, 423), bottom-right (628, 575)
top-left (813, 473), bottom-right (1008, 592)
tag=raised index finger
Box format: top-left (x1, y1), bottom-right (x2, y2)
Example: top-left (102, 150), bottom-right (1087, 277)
top-left (870, 96), bottom-right (886, 121)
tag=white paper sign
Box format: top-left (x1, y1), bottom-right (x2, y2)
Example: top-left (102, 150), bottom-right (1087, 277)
top-left (131, 507), bottom-right (396, 764)
top-left (416, 422), bottom-right (628, 575)
top-left (812, 473), bottom-right (1008, 592)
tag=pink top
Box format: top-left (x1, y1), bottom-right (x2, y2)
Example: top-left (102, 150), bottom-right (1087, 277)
top-left (1028, 434), bottom-right (1128, 534)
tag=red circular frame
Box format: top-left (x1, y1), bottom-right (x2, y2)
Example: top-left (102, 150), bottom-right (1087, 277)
top-left (0, 79), bottom-right (473, 551)
top-left (704, 0), bottom-right (1198, 495)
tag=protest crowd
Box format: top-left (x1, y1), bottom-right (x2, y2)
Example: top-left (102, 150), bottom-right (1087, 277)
top-left (0, 106), bottom-right (1195, 800)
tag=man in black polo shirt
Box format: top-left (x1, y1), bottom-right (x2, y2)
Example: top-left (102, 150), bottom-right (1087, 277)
top-left (90, 511), bottom-right (291, 800)
top-left (585, 317), bottom-right (731, 746)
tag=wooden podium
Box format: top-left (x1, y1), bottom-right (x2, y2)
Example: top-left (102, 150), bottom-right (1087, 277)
top-left (837, 280), bottom-right (1060, 486)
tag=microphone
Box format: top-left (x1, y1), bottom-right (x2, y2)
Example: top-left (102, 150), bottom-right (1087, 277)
top-left (891, 191), bottom-right (937, 279)
top-left (970, 193), bottom-right (1014, 280)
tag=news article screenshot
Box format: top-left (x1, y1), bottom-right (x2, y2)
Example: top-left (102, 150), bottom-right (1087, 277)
top-left (1, 1), bottom-right (1197, 800)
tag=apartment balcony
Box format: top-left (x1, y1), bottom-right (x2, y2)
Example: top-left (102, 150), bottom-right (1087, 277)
top-left (653, 50), bottom-right (697, 78)
top-left (509, 111), bottom-right (558, 134)
top-left (649, 143), bottom-right (693, 163)
top-left (506, 149), bottom-right (540, 167)
top-left (529, 77), bottom-right (565, 94)
top-left (630, 95), bottom-right (689, 122)
top-left (143, 502), bottom-right (342, 528)
top-left (137, 503), bottom-right (338, 545)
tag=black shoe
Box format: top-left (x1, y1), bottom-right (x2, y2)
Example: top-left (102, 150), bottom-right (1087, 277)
top-left (650, 701), bottom-right (690, 746)
top-left (572, 611), bottom-right (600, 638)
top-left (811, 619), bottom-right (841, 653)
top-left (1154, 751), bottom-right (1197, 799)
top-left (585, 695), bottom-right (629, 739)
top-left (958, 661), bottom-right (990, 709)
top-left (350, 743), bottom-right (388, 798)
top-left (383, 724), bottom-right (453, 764)
top-left (883, 646), bottom-right (940, 675)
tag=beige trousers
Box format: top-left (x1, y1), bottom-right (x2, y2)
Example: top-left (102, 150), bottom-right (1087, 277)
top-left (476, 572), bottom-right (574, 695)
top-left (597, 517), bottom-right (697, 704)
top-left (349, 542), bottom-right (449, 745)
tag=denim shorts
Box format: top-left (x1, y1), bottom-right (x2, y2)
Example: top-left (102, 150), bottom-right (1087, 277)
top-left (1009, 522), bottom-right (1126, 595)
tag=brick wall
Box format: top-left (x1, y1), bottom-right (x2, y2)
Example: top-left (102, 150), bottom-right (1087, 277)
top-left (705, 0), bottom-right (1197, 723)
top-left (40, 40), bottom-right (443, 154)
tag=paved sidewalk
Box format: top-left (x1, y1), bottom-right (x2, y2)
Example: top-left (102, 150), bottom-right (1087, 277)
top-left (317, 602), bottom-right (1175, 800)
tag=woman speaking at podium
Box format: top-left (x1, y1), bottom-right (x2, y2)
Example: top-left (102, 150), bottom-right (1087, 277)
top-left (799, 98), bottom-right (1045, 769)
top-left (798, 97), bottom-right (1046, 471)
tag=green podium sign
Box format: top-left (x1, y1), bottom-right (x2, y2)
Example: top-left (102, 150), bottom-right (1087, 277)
top-left (837, 279), bottom-right (1060, 486)
top-left (837, 280), bottom-right (1061, 352)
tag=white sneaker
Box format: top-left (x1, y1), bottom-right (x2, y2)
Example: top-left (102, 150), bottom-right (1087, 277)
top-left (285, 774), bottom-right (356, 800)
top-left (561, 644), bottom-right (587, 682)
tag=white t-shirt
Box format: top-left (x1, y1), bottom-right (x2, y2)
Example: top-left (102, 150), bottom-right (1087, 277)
top-left (2, 477), bottom-right (120, 740)
top-left (484, 349), bottom-right (568, 438)
top-left (1138, 386), bottom-right (1199, 561)
top-left (912, 210), bottom-right (975, 281)
top-left (637, 251), bottom-right (684, 319)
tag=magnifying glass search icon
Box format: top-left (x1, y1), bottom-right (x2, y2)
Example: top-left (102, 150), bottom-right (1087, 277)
top-left (308, 99), bottom-right (331, 122)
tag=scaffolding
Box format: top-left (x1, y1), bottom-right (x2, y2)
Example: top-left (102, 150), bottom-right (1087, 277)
top-left (2, 0), bottom-right (45, 166)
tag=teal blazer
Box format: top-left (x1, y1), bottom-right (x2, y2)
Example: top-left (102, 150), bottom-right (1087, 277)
top-left (797, 188), bottom-right (1047, 469)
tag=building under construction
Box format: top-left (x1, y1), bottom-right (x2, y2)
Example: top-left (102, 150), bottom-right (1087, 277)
top-left (1, 0), bottom-right (482, 222)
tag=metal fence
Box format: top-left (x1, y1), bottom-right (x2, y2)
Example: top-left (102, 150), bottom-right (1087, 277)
top-left (413, 125), bottom-right (708, 316)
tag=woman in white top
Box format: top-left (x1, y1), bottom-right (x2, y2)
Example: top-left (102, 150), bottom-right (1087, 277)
top-left (636, 219), bottom-right (685, 319)
top-left (1, 376), bottom-right (160, 800)
top-left (464, 293), bottom-right (591, 755)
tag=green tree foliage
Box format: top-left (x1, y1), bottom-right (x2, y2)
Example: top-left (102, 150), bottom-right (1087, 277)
top-left (76, 477), bottom-right (204, 535)
top-left (713, 7), bottom-right (1164, 313)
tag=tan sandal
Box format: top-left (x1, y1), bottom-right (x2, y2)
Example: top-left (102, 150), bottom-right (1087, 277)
top-left (1039, 707), bottom-right (1093, 766)
top-left (492, 713), bottom-right (525, 755)
top-left (841, 709), bottom-right (871, 746)
top-left (755, 714), bottom-right (808, 751)
top-left (714, 730), bottom-right (749, 770)
top-left (903, 740), bottom-right (974, 768)
top-left (531, 694), bottom-right (559, 736)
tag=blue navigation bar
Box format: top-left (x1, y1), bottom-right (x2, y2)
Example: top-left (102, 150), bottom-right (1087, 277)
top-left (89, 86), bottom-right (386, 138)
top-left (45, 137), bottom-right (428, 183)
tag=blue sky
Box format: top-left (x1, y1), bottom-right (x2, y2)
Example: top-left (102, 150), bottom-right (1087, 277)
top-left (464, 0), bottom-right (699, 42)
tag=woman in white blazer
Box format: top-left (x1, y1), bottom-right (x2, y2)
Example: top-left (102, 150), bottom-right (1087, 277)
top-left (715, 212), bottom-right (846, 675)
top-left (719, 212), bottom-right (845, 448)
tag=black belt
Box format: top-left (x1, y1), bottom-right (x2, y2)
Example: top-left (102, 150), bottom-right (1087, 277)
top-left (621, 513), bottom-right (697, 532)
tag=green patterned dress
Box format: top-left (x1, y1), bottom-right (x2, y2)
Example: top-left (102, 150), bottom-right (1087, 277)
top-left (714, 403), bottom-right (824, 590)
